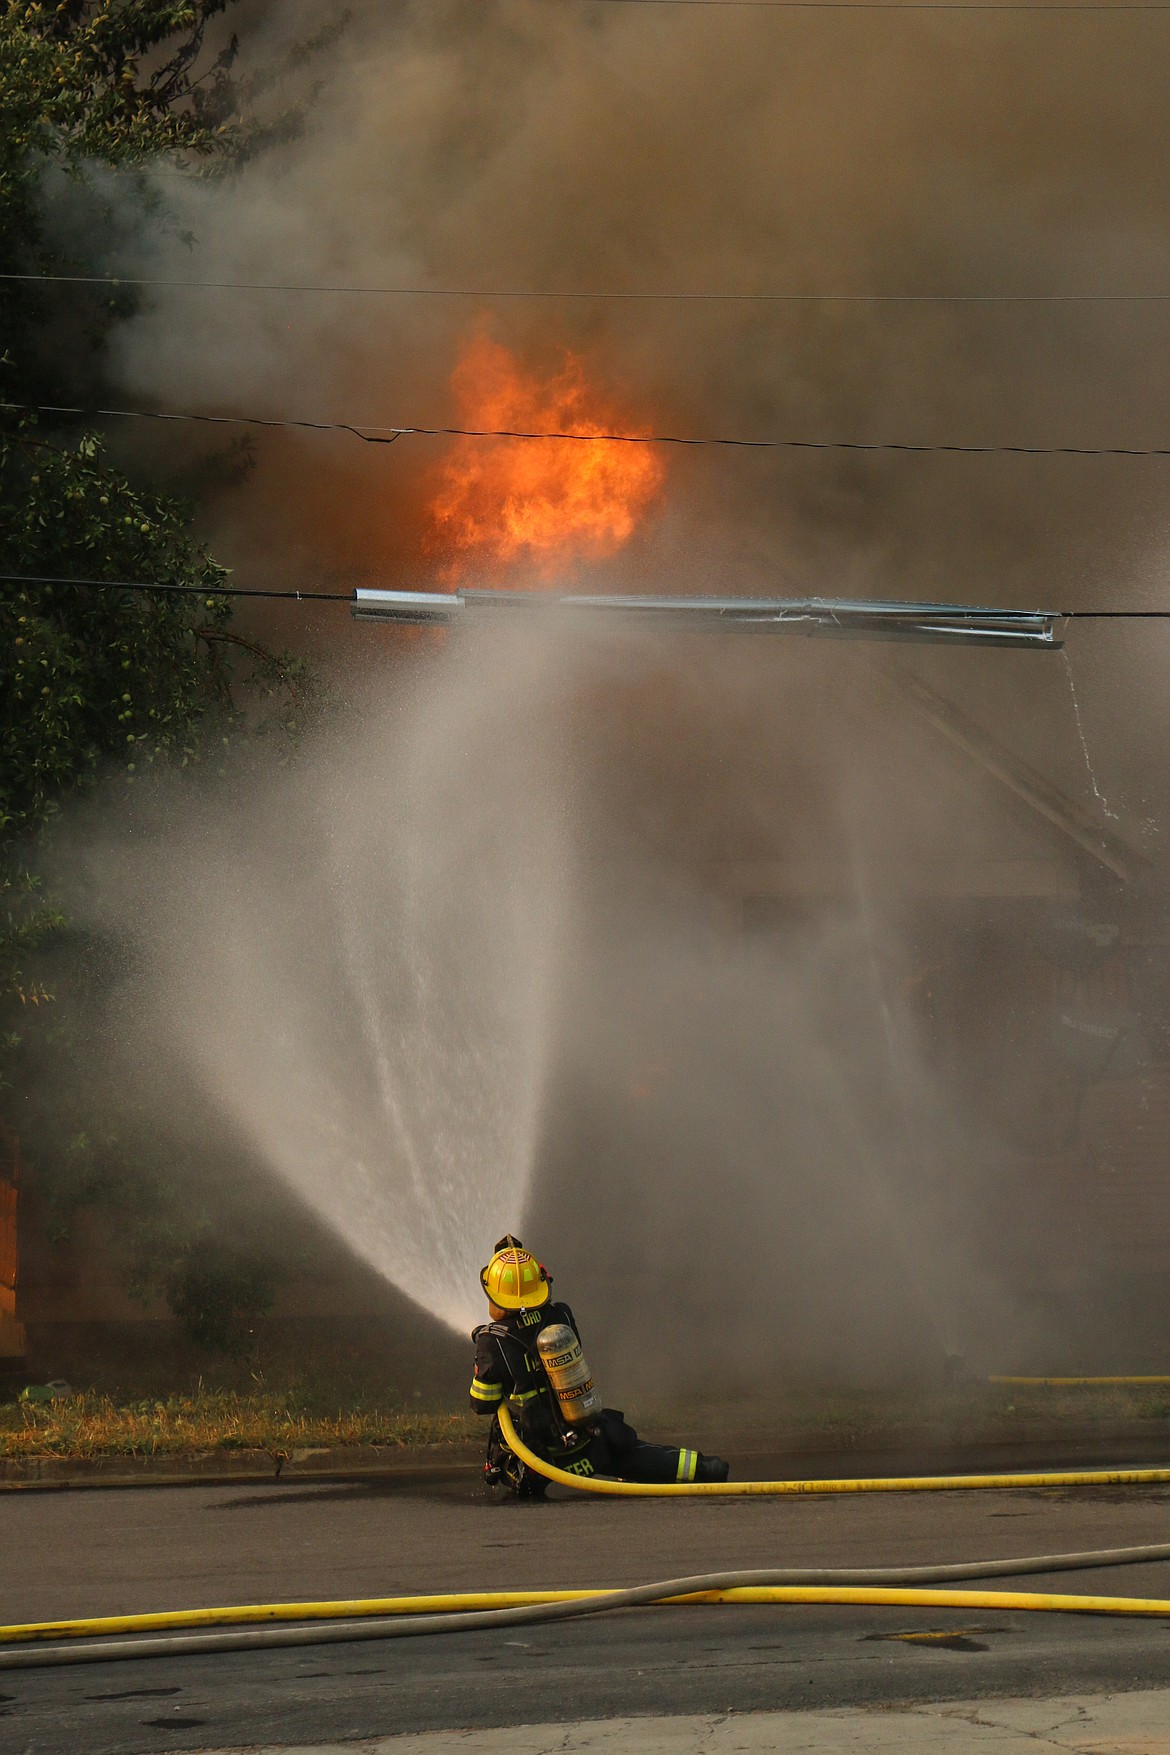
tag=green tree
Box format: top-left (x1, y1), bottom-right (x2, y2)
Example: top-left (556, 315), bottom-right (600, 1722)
top-left (0, 1), bottom-right (329, 1349)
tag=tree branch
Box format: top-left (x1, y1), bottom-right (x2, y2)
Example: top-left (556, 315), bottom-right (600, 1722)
top-left (193, 624), bottom-right (303, 705)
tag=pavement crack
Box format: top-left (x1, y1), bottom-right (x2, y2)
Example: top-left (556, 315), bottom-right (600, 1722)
top-left (697, 1710), bottom-right (733, 1751)
top-left (922, 1700), bottom-right (1095, 1749)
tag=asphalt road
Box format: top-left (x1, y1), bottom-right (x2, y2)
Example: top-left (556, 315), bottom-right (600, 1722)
top-left (5, 1467), bottom-right (1170, 1754)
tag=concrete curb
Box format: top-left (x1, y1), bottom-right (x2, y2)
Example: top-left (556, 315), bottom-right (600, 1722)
top-left (182, 1691), bottom-right (1170, 1754)
top-left (0, 1441), bottom-right (484, 1492)
top-left (3, 1421), bottom-right (1170, 1492)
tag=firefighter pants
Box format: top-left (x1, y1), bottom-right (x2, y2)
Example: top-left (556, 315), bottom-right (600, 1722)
top-left (557, 1408), bottom-right (703, 1485)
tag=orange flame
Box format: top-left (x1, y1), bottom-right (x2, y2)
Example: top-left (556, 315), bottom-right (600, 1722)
top-left (426, 329), bottom-right (665, 584)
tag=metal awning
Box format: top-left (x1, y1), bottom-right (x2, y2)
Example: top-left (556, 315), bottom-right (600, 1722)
top-left (351, 589), bottom-right (1063, 649)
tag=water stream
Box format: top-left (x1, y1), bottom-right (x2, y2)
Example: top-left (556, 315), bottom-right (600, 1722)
top-left (115, 637), bottom-right (567, 1334)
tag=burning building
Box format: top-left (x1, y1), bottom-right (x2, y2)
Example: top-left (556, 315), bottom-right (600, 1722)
top-left (9, 328), bottom-right (1170, 1391)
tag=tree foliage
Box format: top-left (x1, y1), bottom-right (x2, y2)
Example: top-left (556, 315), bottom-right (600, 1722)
top-left (1, 433), bottom-right (233, 830)
top-left (2, 1), bottom-right (243, 172)
top-left (0, 1), bottom-right (331, 1347)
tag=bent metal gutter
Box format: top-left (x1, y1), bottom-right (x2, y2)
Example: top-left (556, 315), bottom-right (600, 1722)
top-left (351, 590), bottom-right (1064, 650)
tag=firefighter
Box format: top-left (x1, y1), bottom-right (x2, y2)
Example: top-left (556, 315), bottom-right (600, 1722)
top-left (471, 1234), bottom-right (729, 1497)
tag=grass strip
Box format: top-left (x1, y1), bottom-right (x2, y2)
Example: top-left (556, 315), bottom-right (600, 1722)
top-left (0, 1390), bottom-right (478, 1460)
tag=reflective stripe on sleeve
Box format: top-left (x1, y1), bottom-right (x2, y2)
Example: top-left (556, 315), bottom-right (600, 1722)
top-left (470, 1379), bottom-right (503, 1403)
top-left (676, 1448), bottom-right (698, 1483)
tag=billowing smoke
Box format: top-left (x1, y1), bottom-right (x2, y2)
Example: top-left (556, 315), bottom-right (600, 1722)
top-left (87, 0), bottom-right (1170, 815)
top-left (50, 0), bottom-right (1170, 1382)
top-left (102, 0), bottom-right (1170, 616)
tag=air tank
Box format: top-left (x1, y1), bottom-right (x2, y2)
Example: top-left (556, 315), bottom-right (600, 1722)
top-left (536, 1323), bottom-right (602, 1426)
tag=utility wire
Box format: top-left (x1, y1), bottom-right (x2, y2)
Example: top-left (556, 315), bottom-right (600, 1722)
top-left (11, 273), bottom-right (1170, 303)
top-left (2, 573), bottom-right (1169, 617)
top-left (0, 573), bottom-right (349, 602)
top-left (8, 399), bottom-right (1170, 459)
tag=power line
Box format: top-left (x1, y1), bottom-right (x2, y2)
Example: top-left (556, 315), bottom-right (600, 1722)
top-left (10, 272), bottom-right (1170, 303)
top-left (5, 401), bottom-right (401, 447)
top-left (3, 571), bottom-right (1170, 618)
top-left (8, 399), bottom-right (1170, 459)
top-left (0, 573), bottom-right (348, 602)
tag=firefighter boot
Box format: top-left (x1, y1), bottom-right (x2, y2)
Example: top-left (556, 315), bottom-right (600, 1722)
top-left (695, 1454), bottom-right (729, 1483)
top-left (515, 1465), bottom-right (549, 1501)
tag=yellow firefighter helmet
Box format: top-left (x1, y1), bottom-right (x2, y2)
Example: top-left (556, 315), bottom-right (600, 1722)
top-left (480, 1234), bottom-right (551, 1311)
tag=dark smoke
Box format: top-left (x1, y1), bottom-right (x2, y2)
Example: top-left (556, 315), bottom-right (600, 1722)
top-left (95, 0), bottom-right (1170, 811)
top-left (107, 0), bottom-right (1170, 609)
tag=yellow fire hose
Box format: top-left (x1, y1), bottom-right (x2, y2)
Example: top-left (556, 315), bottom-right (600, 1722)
top-left (10, 1537), bottom-right (1170, 1647)
top-left (8, 1564), bottom-right (1170, 1669)
top-left (496, 1403), bottom-right (1170, 1497)
top-left (8, 1406), bottom-right (1170, 1671)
